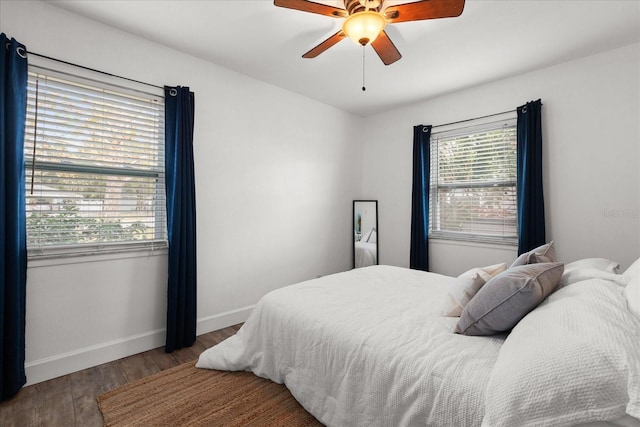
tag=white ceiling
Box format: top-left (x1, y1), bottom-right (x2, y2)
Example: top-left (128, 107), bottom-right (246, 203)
top-left (47, 0), bottom-right (640, 116)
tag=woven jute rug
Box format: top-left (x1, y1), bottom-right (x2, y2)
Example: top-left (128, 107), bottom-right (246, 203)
top-left (97, 361), bottom-right (323, 426)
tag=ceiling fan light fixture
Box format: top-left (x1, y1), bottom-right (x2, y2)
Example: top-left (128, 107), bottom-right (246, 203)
top-left (342, 11), bottom-right (386, 46)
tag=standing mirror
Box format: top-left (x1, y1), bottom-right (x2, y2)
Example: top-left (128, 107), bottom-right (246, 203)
top-left (353, 200), bottom-right (378, 268)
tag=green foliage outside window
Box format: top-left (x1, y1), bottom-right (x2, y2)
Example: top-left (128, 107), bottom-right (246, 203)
top-left (27, 200), bottom-right (150, 246)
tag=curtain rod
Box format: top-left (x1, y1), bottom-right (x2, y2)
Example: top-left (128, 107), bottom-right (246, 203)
top-left (26, 50), bottom-right (164, 90)
top-left (431, 109), bottom-right (516, 130)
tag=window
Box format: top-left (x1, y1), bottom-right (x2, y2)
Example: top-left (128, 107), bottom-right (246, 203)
top-left (24, 67), bottom-right (167, 258)
top-left (429, 117), bottom-right (517, 245)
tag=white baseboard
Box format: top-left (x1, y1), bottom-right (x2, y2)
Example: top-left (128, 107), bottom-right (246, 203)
top-left (24, 305), bottom-right (254, 386)
top-left (25, 329), bottom-right (166, 386)
top-left (196, 305), bottom-right (254, 336)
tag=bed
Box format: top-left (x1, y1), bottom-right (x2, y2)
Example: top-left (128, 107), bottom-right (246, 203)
top-left (197, 252), bottom-right (640, 427)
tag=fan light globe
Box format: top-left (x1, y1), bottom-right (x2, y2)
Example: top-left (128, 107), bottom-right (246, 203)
top-left (342, 11), bottom-right (386, 46)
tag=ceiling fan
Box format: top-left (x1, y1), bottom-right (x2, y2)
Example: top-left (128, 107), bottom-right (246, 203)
top-left (273, 0), bottom-right (466, 65)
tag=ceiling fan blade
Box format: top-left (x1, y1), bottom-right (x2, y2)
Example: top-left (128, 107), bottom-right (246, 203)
top-left (384, 0), bottom-right (465, 23)
top-left (371, 31), bottom-right (402, 65)
top-left (274, 0), bottom-right (348, 18)
top-left (302, 31), bottom-right (348, 58)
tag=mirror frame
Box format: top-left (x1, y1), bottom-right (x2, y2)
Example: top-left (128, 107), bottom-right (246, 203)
top-left (353, 200), bottom-right (378, 269)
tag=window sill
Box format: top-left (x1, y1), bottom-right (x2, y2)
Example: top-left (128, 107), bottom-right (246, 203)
top-left (27, 246), bottom-right (168, 268)
top-left (428, 238), bottom-right (517, 251)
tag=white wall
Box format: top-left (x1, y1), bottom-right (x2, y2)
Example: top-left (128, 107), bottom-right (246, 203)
top-left (1, 0), bottom-right (364, 384)
top-left (362, 43), bottom-right (640, 276)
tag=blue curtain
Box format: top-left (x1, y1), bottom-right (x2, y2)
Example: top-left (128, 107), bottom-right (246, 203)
top-left (410, 125), bottom-right (432, 271)
top-left (516, 99), bottom-right (545, 255)
top-left (164, 86), bottom-right (197, 352)
top-left (0, 34), bottom-right (28, 401)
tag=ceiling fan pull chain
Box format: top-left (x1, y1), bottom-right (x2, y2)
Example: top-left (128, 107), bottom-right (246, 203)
top-left (362, 45), bottom-right (366, 91)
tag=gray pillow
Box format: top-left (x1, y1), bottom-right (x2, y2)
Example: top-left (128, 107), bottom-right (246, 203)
top-left (511, 241), bottom-right (557, 267)
top-left (455, 262), bottom-right (564, 336)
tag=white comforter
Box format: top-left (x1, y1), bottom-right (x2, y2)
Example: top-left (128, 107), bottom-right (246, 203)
top-left (197, 265), bottom-right (505, 426)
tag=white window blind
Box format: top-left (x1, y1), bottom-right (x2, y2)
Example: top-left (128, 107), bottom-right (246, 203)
top-left (429, 118), bottom-right (518, 245)
top-left (24, 68), bottom-right (167, 258)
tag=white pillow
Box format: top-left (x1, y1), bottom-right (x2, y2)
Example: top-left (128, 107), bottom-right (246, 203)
top-left (624, 258), bottom-right (640, 319)
top-left (558, 258), bottom-right (626, 288)
top-left (559, 269), bottom-right (628, 288)
top-left (566, 258), bottom-right (620, 273)
top-left (368, 230), bottom-right (377, 243)
top-left (441, 263), bottom-right (506, 317)
top-left (361, 228), bottom-right (373, 242)
top-left (456, 262), bottom-right (508, 282)
top-left (483, 279), bottom-right (640, 426)
top-left (441, 273), bottom-right (484, 317)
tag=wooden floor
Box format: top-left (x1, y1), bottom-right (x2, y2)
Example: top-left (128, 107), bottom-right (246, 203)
top-left (0, 323), bottom-right (242, 427)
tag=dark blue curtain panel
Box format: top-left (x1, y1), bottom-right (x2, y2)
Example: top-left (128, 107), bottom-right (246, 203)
top-left (0, 33), bottom-right (28, 401)
top-left (516, 99), bottom-right (545, 255)
top-left (164, 86), bottom-right (197, 353)
top-left (410, 125), bottom-right (432, 271)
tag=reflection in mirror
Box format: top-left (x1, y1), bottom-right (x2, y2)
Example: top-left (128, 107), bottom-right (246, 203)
top-left (353, 200), bottom-right (378, 268)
